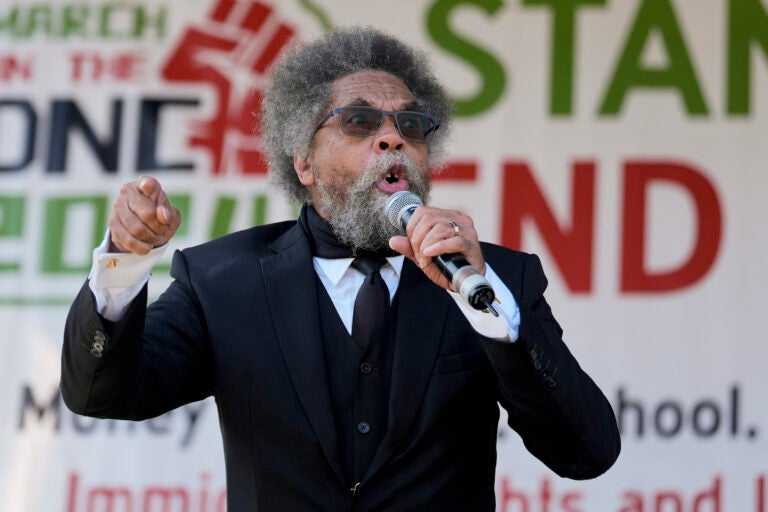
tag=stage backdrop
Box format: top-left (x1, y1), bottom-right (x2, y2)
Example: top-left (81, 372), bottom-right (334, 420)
top-left (2, 0), bottom-right (766, 510)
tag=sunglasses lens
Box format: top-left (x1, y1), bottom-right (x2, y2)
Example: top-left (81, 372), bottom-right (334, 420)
top-left (334, 107), bottom-right (438, 142)
top-left (397, 112), bottom-right (433, 141)
top-left (339, 108), bottom-right (381, 136)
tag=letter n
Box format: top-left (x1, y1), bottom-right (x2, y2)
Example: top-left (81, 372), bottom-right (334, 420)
top-left (501, 161), bottom-right (595, 292)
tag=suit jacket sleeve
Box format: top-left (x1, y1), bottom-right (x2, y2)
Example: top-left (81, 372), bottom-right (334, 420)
top-left (61, 250), bottom-right (212, 420)
top-left (479, 251), bottom-right (620, 479)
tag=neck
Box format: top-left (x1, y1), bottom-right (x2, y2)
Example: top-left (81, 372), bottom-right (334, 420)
top-left (299, 204), bottom-right (396, 259)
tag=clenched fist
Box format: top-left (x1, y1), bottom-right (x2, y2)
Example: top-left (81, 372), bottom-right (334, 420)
top-left (107, 176), bottom-right (181, 254)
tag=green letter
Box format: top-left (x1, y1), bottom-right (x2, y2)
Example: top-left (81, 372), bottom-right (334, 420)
top-left (523, 0), bottom-right (606, 115)
top-left (0, 196), bottom-right (24, 272)
top-left (599, 0), bottom-right (708, 115)
top-left (208, 195), bottom-right (269, 240)
top-left (100, 4), bottom-right (130, 39)
top-left (21, 6), bottom-right (53, 38)
top-left (209, 197), bottom-right (237, 240)
top-left (728, 0), bottom-right (768, 115)
top-left (252, 196), bottom-right (268, 227)
top-left (61, 5), bottom-right (89, 38)
top-left (41, 196), bottom-right (108, 274)
top-left (427, 0), bottom-right (506, 116)
top-left (0, 7), bottom-right (21, 35)
top-left (133, 5), bottom-right (166, 39)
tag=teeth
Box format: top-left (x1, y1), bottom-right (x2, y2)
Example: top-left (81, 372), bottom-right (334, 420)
top-left (385, 172), bottom-right (398, 184)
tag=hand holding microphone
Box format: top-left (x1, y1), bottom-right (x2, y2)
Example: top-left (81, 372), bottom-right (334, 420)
top-left (386, 191), bottom-right (497, 313)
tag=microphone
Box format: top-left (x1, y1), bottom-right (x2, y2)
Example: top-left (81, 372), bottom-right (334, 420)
top-left (385, 191), bottom-right (497, 314)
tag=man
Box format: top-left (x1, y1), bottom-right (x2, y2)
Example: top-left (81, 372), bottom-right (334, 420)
top-left (62, 27), bottom-right (619, 511)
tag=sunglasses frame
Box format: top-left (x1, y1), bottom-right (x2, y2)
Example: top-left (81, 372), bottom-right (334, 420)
top-left (314, 105), bottom-right (441, 143)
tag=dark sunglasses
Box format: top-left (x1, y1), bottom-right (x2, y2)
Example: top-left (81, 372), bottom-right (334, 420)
top-left (315, 106), bottom-right (441, 143)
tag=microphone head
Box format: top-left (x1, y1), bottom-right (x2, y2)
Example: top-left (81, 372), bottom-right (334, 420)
top-left (385, 191), bottom-right (423, 231)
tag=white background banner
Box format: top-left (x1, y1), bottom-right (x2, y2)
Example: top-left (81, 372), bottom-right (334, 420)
top-left (2, 0), bottom-right (767, 510)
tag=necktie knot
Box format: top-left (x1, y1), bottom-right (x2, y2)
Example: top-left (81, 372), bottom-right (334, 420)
top-left (351, 257), bottom-right (387, 276)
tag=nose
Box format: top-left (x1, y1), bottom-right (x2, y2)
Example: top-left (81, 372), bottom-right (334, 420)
top-left (373, 114), bottom-right (405, 153)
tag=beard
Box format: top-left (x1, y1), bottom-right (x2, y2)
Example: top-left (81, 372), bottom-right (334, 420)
top-left (313, 152), bottom-right (431, 253)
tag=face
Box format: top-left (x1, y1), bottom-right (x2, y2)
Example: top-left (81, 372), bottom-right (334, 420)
top-left (294, 70), bottom-right (433, 251)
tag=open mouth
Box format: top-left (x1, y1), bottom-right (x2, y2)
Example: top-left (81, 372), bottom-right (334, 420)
top-left (375, 164), bottom-right (410, 194)
top-left (383, 164), bottom-right (406, 183)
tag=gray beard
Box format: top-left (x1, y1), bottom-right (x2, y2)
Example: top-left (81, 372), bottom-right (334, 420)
top-left (314, 153), bottom-right (431, 253)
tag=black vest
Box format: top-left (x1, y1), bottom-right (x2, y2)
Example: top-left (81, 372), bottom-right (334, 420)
top-left (315, 275), bottom-right (398, 485)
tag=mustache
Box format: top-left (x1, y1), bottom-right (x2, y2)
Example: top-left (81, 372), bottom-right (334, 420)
top-left (355, 152), bottom-right (421, 190)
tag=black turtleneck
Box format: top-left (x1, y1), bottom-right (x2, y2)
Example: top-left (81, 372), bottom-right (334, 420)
top-left (297, 204), bottom-right (397, 259)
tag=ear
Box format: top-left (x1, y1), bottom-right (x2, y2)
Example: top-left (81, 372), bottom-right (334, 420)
top-left (293, 152), bottom-right (315, 187)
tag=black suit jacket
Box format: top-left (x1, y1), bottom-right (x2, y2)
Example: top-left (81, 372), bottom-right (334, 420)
top-left (61, 219), bottom-right (619, 511)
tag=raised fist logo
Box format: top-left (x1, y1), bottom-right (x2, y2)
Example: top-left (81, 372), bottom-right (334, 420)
top-left (161, 0), bottom-right (297, 175)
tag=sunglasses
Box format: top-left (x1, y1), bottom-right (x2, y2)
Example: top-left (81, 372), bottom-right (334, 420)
top-left (315, 106), bottom-right (441, 143)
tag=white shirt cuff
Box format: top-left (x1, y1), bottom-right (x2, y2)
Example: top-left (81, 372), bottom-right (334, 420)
top-left (447, 263), bottom-right (521, 342)
top-left (88, 231), bottom-right (167, 322)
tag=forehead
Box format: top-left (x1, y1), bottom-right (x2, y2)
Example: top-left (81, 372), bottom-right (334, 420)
top-left (330, 70), bottom-right (417, 108)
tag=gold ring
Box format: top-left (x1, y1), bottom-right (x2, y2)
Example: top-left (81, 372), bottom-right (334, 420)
top-left (448, 221), bottom-right (460, 236)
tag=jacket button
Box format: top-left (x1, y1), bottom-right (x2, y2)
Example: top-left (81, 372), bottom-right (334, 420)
top-left (90, 343), bottom-right (104, 358)
top-left (90, 330), bottom-right (106, 357)
top-left (359, 363), bottom-right (372, 374)
top-left (357, 422), bottom-right (371, 434)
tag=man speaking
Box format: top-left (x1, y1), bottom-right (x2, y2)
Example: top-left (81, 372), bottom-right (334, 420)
top-left (61, 27), bottom-right (620, 511)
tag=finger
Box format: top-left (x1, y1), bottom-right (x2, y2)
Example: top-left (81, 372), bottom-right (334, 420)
top-left (108, 214), bottom-right (155, 255)
top-left (415, 213), bottom-right (486, 274)
top-left (137, 176), bottom-right (162, 201)
top-left (403, 208), bottom-right (444, 268)
top-left (388, 235), bottom-right (414, 260)
top-left (113, 186), bottom-right (167, 244)
top-left (408, 210), bottom-right (464, 266)
top-left (115, 201), bottom-right (165, 246)
top-left (420, 221), bottom-right (466, 253)
top-left (422, 235), bottom-right (471, 258)
top-left (124, 185), bottom-right (170, 235)
top-left (425, 235), bottom-right (486, 276)
top-left (156, 191), bottom-right (182, 231)
top-left (391, 235), bottom-right (452, 289)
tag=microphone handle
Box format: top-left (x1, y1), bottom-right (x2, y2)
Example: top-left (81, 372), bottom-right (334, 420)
top-left (434, 253), bottom-right (472, 281)
top-left (434, 253), bottom-right (496, 311)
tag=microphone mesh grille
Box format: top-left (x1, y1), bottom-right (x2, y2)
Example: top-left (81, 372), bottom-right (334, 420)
top-left (385, 191), bottom-right (423, 229)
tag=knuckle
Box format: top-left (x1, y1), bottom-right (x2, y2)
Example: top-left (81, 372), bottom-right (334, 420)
top-left (127, 239), bottom-right (150, 255)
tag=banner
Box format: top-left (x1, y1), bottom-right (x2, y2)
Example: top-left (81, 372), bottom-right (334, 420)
top-left (2, 0), bottom-right (767, 510)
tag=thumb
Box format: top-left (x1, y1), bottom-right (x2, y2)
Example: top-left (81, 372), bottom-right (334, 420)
top-left (389, 235), bottom-right (415, 261)
top-left (156, 191), bottom-right (180, 228)
top-left (156, 203), bottom-right (172, 226)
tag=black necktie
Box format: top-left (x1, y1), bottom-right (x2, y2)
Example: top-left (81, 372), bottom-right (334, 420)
top-left (351, 257), bottom-right (389, 349)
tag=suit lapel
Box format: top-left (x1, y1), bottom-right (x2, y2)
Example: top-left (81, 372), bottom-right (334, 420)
top-left (364, 261), bottom-right (452, 481)
top-left (259, 223), bottom-right (346, 485)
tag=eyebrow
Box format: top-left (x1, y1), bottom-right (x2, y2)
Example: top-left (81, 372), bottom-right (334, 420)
top-left (342, 98), bottom-right (423, 111)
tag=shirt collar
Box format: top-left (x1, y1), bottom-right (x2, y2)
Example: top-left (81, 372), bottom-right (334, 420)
top-left (314, 255), bottom-right (404, 286)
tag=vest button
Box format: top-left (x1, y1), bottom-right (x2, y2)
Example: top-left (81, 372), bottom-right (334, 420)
top-left (359, 363), bottom-right (372, 374)
top-left (357, 422), bottom-right (371, 434)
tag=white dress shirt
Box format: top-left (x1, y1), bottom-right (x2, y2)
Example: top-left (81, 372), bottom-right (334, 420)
top-left (89, 233), bottom-right (520, 341)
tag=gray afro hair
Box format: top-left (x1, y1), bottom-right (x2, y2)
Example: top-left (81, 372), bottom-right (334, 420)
top-left (261, 26), bottom-right (452, 205)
